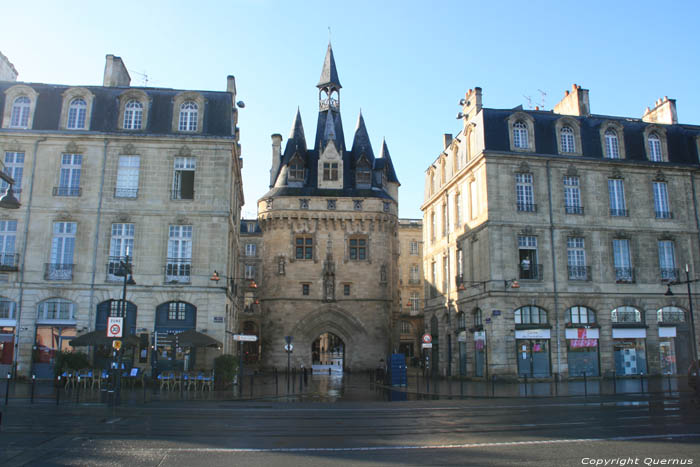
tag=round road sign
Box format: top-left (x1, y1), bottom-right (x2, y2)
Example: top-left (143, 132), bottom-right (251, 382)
top-left (422, 334), bottom-right (432, 344)
top-left (110, 323), bottom-right (121, 336)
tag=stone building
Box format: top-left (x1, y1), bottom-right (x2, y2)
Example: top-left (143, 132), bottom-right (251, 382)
top-left (397, 218), bottom-right (424, 364)
top-left (257, 44), bottom-right (400, 371)
top-left (237, 219), bottom-right (262, 363)
top-left (0, 52), bottom-right (18, 82)
top-left (423, 84), bottom-right (700, 379)
top-left (0, 54), bottom-right (244, 378)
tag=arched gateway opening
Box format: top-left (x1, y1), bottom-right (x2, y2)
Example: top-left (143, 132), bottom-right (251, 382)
top-left (311, 332), bottom-right (344, 372)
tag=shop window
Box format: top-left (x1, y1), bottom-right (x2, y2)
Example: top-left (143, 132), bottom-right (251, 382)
top-left (566, 306), bottom-right (595, 325)
top-left (611, 306), bottom-right (642, 324)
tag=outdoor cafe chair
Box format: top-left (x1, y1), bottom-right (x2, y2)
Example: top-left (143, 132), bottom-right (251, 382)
top-left (158, 371), bottom-right (174, 390)
top-left (200, 370), bottom-right (213, 391)
top-left (61, 371), bottom-right (74, 389)
top-left (183, 372), bottom-right (196, 391)
top-left (77, 369), bottom-right (92, 389)
top-left (171, 372), bottom-right (182, 391)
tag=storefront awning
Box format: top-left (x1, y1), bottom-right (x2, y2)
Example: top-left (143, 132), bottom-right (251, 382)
top-left (69, 330), bottom-right (139, 347)
top-left (176, 329), bottom-right (222, 348)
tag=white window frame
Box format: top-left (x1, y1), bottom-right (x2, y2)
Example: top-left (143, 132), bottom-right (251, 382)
top-left (178, 101), bottom-right (198, 132)
top-left (563, 176), bottom-right (581, 213)
top-left (49, 222), bottom-right (76, 280)
top-left (410, 264), bottom-right (420, 283)
top-left (67, 98), bottom-right (87, 129)
top-left (245, 243), bottom-right (256, 257)
top-left (108, 223), bottom-right (134, 280)
top-left (0, 220), bottom-right (17, 267)
top-left (604, 129), bottom-right (620, 159)
top-left (658, 240), bottom-right (676, 281)
top-left (653, 182), bottom-right (671, 218)
top-left (172, 157), bottom-right (196, 200)
top-left (123, 100), bottom-right (143, 130)
top-left (513, 121), bottom-right (529, 149)
top-left (166, 225), bottom-right (192, 282)
top-left (648, 133), bottom-right (662, 162)
top-left (58, 154), bottom-right (82, 196)
top-left (115, 155), bottom-right (140, 198)
top-left (2, 152), bottom-right (24, 200)
top-left (613, 238), bottom-right (632, 282)
top-left (567, 237), bottom-right (587, 280)
top-left (37, 299), bottom-right (75, 321)
top-left (409, 240), bottom-right (419, 256)
top-left (10, 96), bottom-right (30, 128)
top-left (608, 179), bottom-right (626, 216)
top-left (516, 173), bottom-right (535, 211)
top-left (0, 299), bottom-right (16, 320)
top-left (560, 126), bottom-right (575, 153)
top-left (245, 264), bottom-right (256, 280)
top-left (469, 180), bottom-right (478, 219)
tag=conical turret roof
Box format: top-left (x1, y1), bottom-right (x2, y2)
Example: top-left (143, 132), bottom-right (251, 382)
top-left (317, 43), bottom-right (342, 89)
top-left (351, 111), bottom-right (375, 160)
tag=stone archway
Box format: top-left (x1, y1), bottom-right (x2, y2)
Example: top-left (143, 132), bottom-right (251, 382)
top-left (290, 304), bottom-right (367, 369)
top-left (311, 332), bottom-right (344, 372)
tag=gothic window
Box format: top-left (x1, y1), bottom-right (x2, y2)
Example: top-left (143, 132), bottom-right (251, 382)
top-left (295, 235), bottom-right (313, 260)
top-left (349, 236), bottom-right (368, 261)
top-left (323, 162), bottom-right (338, 181)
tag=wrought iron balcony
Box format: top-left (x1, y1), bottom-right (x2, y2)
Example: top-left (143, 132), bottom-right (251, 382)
top-left (610, 208), bottom-right (628, 217)
top-left (655, 210), bottom-right (673, 219)
top-left (658, 311), bottom-right (685, 323)
top-left (567, 265), bottom-right (591, 281)
top-left (565, 205), bottom-right (584, 215)
top-left (614, 267), bottom-right (635, 283)
top-left (0, 253), bottom-right (19, 271)
top-left (517, 203), bottom-right (537, 213)
top-left (106, 256), bottom-right (135, 281)
top-left (45, 263), bottom-right (74, 280)
top-left (519, 263), bottom-right (543, 280)
top-left (660, 268), bottom-right (679, 282)
top-left (612, 310), bottom-right (643, 324)
top-left (53, 186), bottom-right (81, 197)
top-left (114, 187), bottom-right (138, 198)
top-left (165, 258), bottom-right (191, 283)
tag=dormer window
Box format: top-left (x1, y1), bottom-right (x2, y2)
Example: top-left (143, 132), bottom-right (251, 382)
top-left (648, 133), bottom-right (662, 162)
top-left (356, 162), bottom-right (371, 185)
top-left (67, 98), bottom-right (87, 129)
top-left (513, 121), bottom-right (528, 149)
top-left (323, 162), bottom-right (338, 181)
top-left (179, 101), bottom-right (198, 132)
top-left (604, 129), bottom-right (620, 159)
top-left (289, 157), bottom-right (305, 182)
top-left (123, 100), bottom-right (143, 130)
top-left (10, 96), bottom-right (30, 128)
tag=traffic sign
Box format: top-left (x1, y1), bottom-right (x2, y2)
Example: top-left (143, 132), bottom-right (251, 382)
top-left (284, 344), bottom-right (294, 352)
top-left (113, 340), bottom-right (122, 350)
top-left (107, 317), bottom-right (123, 338)
top-left (284, 335), bottom-right (293, 345)
top-left (233, 334), bottom-right (258, 342)
top-left (422, 343), bottom-right (433, 349)
top-left (422, 333), bottom-right (432, 344)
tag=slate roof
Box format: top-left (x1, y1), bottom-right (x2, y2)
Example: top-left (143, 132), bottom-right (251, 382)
top-left (481, 108), bottom-right (700, 165)
top-left (0, 82), bottom-right (234, 137)
top-left (317, 43), bottom-right (342, 89)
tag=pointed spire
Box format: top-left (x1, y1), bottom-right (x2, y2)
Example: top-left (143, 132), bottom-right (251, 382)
top-left (378, 138), bottom-right (399, 183)
top-left (317, 42), bottom-right (342, 89)
top-left (324, 109), bottom-right (336, 141)
top-left (289, 107), bottom-right (307, 151)
top-left (351, 111), bottom-right (374, 159)
top-left (379, 138), bottom-right (389, 158)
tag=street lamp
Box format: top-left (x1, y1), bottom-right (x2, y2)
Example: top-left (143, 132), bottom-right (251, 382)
top-left (113, 248), bottom-right (135, 403)
top-left (0, 172), bottom-right (20, 209)
top-left (663, 263), bottom-right (699, 392)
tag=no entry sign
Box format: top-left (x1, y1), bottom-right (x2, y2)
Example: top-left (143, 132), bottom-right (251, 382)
top-left (107, 317), bottom-right (123, 338)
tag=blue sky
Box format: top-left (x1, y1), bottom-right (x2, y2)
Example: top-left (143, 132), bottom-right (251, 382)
top-left (4, 0), bottom-right (700, 219)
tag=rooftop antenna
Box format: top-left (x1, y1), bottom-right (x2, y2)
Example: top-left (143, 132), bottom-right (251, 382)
top-left (537, 89), bottom-right (547, 110)
top-left (131, 70), bottom-right (149, 86)
top-left (523, 95), bottom-right (533, 109)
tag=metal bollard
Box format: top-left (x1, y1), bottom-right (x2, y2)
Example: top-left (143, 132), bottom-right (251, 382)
top-left (250, 374), bottom-right (254, 398)
top-left (612, 370), bottom-right (617, 394)
top-left (5, 372), bottom-right (11, 406)
top-left (328, 367), bottom-right (331, 375)
top-left (583, 372), bottom-right (587, 398)
top-left (491, 375), bottom-right (495, 397)
top-left (75, 376), bottom-right (80, 404)
top-left (56, 376), bottom-right (61, 406)
top-left (640, 372), bottom-right (645, 394)
top-left (667, 372), bottom-right (672, 395)
top-left (31, 374), bottom-right (36, 404)
top-left (523, 375), bottom-right (528, 397)
top-left (299, 368), bottom-right (302, 389)
top-left (554, 374), bottom-right (558, 396)
top-left (275, 368), bottom-right (279, 395)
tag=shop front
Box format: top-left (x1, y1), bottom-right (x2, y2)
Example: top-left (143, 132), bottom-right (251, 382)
top-left (153, 301), bottom-right (196, 372)
top-left (0, 298), bottom-right (17, 375)
top-left (657, 306), bottom-right (691, 375)
top-left (612, 328), bottom-right (647, 375)
top-left (565, 327), bottom-right (600, 377)
top-left (474, 330), bottom-right (485, 377)
top-left (33, 299), bottom-right (77, 379)
top-left (94, 300), bottom-right (137, 369)
top-left (516, 328), bottom-right (551, 377)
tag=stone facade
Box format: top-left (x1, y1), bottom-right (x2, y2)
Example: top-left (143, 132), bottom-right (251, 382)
top-left (237, 219), bottom-right (262, 363)
top-left (423, 84), bottom-right (700, 380)
top-left (256, 45), bottom-right (400, 371)
top-left (0, 51), bottom-right (18, 82)
top-left (397, 218), bottom-right (424, 363)
top-left (0, 54), bottom-right (243, 378)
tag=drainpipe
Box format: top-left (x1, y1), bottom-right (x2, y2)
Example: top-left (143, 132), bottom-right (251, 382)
top-left (87, 139), bottom-right (110, 333)
top-left (13, 136), bottom-right (46, 378)
top-left (546, 160), bottom-right (561, 378)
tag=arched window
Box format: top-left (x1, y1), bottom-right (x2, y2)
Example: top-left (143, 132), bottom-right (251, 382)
top-left (566, 306), bottom-right (595, 325)
top-left (560, 126), bottom-right (575, 153)
top-left (648, 132), bottom-right (662, 162)
top-left (288, 156), bottom-right (305, 182)
top-left (513, 121), bottom-right (529, 149)
top-left (178, 101), bottom-right (198, 132)
top-left (37, 298), bottom-right (75, 321)
top-left (123, 100), bottom-right (143, 130)
top-left (657, 306), bottom-right (685, 323)
top-left (604, 128), bottom-right (620, 159)
top-left (514, 306), bottom-right (547, 324)
top-left (10, 96), bottom-right (30, 128)
top-left (0, 298), bottom-right (17, 320)
top-left (67, 98), bottom-right (87, 129)
top-left (611, 306), bottom-right (642, 323)
top-left (474, 308), bottom-right (483, 327)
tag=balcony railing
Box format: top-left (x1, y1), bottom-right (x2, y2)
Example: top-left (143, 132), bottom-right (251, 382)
top-left (660, 268), bottom-right (679, 282)
top-left (0, 253), bottom-right (19, 271)
top-left (45, 263), bottom-right (74, 280)
top-left (614, 267), bottom-right (635, 283)
top-left (53, 186), bottom-right (81, 197)
top-left (517, 203), bottom-right (537, 213)
top-left (658, 311), bottom-right (685, 323)
top-left (114, 187), bottom-right (138, 198)
top-left (612, 310), bottom-right (643, 324)
top-left (565, 205), bottom-right (584, 215)
top-left (567, 265), bottom-right (591, 281)
top-left (519, 263), bottom-right (543, 280)
top-left (655, 210), bottom-right (673, 219)
top-left (610, 208), bottom-right (628, 217)
top-left (165, 258), bottom-right (191, 283)
top-left (408, 278), bottom-right (421, 285)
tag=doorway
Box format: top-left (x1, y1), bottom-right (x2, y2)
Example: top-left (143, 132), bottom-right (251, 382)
top-left (311, 332), bottom-right (344, 372)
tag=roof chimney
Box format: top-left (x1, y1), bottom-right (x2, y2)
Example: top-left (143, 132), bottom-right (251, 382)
top-left (642, 96), bottom-right (677, 125)
top-left (103, 54), bottom-right (131, 87)
top-left (553, 83), bottom-right (590, 117)
top-left (269, 134), bottom-right (283, 188)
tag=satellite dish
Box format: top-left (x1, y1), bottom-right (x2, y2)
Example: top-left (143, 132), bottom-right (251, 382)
top-left (236, 101), bottom-right (246, 108)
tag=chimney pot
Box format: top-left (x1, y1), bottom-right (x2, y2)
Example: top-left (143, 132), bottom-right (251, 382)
top-left (565, 90), bottom-right (569, 96)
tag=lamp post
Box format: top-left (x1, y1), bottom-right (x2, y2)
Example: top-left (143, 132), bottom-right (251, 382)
top-left (114, 249), bottom-right (135, 404)
top-left (0, 171), bottom-right (20, 210)
top-left (664, 264), bottom-right (699, 393)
